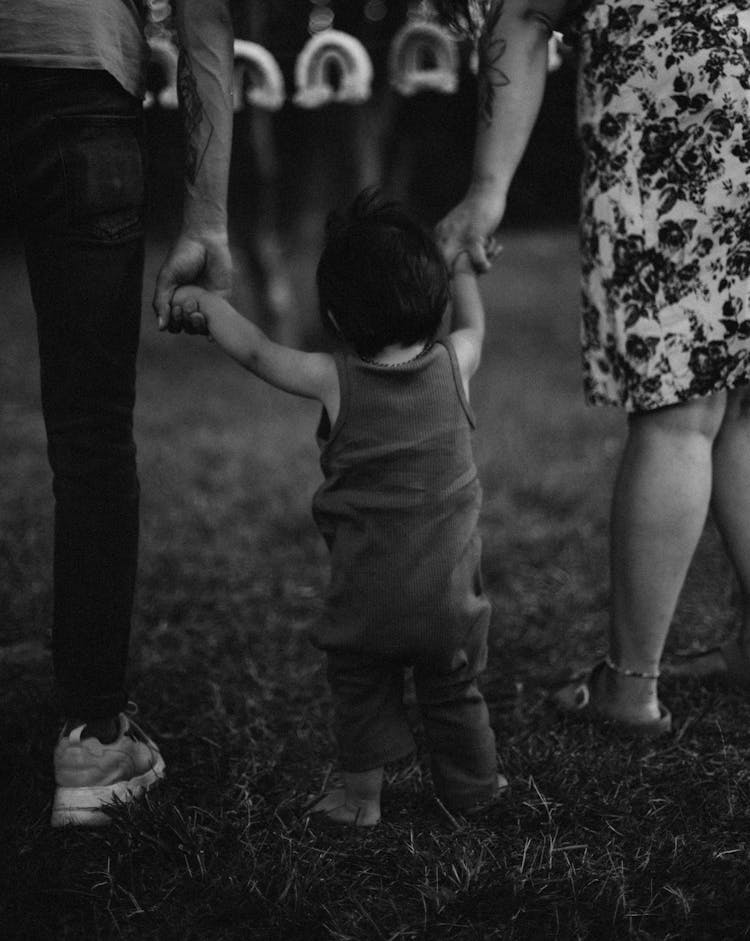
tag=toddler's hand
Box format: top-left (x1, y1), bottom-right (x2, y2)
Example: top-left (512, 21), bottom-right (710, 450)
top-left (452, 250), bottom-right (476, 277)
top-left (171, 285), bottom-right (209, 336)
top-left (451, 237), bottom-right (501, 277)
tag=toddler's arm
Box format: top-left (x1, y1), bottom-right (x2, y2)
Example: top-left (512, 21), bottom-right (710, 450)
top-left (447, 251), bottom-right (486, 391)
top-left (172, 286), bottom-right (339, 415)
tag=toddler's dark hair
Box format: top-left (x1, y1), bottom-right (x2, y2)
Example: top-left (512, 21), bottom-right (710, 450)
top-left (316, 188), bottom-right (450, 359)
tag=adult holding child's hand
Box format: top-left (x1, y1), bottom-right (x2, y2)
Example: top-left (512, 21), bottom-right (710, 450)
top-left (436, 0), bottom-right (750, 734)
top-left (154, 229), bottom-right (232, 334)
top-left (435, 0), bottom-right (563, 272)
top-left (436, 188), bottom-right (505, 274)
top-left (153, 231), bottom-right (232, 333)
top-left (153, 0), bottom-right (235, 336)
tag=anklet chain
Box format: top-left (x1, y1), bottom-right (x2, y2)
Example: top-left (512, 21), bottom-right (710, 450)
top-left (605, 654), bottom-right (659, 680)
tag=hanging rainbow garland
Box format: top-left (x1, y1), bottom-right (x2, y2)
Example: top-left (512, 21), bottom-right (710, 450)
top-left (143, 1), bottom-right (564, 111)
top-left (293, 29), bottom-right (374, 107)
top-left (233, 40), bottom-right (286, 111)
top-left (144, 34), bottom-right (178, 109)
top-left (388, 17), bottom-right (459, 96)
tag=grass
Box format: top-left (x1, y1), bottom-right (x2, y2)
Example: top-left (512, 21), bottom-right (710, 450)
top-left (1, 228), bottom-right (749, 940)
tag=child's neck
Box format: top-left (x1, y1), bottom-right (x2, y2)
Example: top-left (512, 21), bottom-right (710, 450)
top-left (361, 339), bottom-right (430, 366)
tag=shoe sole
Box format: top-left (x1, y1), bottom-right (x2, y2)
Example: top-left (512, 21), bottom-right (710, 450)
top-left (50, 755), bottom-right (166, 827)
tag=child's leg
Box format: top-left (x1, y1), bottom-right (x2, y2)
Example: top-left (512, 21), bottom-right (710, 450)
top-left (413, 623), bottom-right (500, 812)
top-left (307, 652), bottom-right (415, 826)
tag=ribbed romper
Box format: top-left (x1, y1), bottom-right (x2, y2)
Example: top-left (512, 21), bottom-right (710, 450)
top-left (311, 338), bottom-right (491, 662)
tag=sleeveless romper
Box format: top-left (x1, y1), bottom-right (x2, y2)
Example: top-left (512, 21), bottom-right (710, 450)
top-left (311, 339), bottom-right (491, 661)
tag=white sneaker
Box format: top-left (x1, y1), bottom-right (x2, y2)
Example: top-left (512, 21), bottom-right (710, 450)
top-left (51, 706), bottom-right (165, 827)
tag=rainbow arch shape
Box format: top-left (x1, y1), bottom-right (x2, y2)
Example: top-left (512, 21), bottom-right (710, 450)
top-left (294, 29), bottom-right (373, 108)
top-left (144, 35), bottom-right (179, 109)
top-left (233, 40), bottom-right (286, 111)
top-left (389, 19), bottom-right (459, 96)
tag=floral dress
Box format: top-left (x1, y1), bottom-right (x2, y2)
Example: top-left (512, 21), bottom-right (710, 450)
top-left (570, 1), bottom-right (750, 411)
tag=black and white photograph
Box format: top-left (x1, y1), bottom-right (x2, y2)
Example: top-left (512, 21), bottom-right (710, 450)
top-left (2, 1), bottom-right (749, 937)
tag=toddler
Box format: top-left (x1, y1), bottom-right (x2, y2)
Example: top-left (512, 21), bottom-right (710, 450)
top-left (172, 189), bottom-right (505, 825)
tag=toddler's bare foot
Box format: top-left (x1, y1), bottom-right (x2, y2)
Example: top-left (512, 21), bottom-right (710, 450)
top-left (305, 767), bottom-right (383, 827)
top-left (305, 788), bottom-right (381, 827)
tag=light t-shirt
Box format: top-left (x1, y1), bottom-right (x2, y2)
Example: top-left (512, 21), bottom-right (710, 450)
top-left (0, 0), bottom-right (149, 98)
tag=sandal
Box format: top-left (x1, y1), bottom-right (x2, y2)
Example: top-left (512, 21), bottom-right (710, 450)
top-left (552, 661), bottom-right (672, 738)
top-left (664, 638), bottom-right (750, 688)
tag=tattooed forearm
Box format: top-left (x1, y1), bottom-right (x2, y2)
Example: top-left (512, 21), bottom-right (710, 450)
top-left (476, 1), bottom-right (509, 126)
top-left (433, 1), bottom-right (509, 127)
top-left (177, 49), bottom-right (214, 184)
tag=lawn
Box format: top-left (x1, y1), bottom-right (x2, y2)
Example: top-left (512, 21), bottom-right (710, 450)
top-left (1, 228), bottom-right (749, 940)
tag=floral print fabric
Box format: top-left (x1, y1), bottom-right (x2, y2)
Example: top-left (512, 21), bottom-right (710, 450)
top-left (575, 1), bottom-right (750, 411)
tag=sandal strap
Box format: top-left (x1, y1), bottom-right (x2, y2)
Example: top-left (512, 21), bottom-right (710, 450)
top-left (605, 654), bottom-right (659, 680)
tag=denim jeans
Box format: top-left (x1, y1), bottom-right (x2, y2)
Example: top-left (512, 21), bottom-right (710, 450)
top-left (0, 67), bottom-right (146, 719)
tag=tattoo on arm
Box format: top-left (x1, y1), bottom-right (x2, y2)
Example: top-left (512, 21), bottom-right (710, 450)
top-left (433, 1), bottom-right (509, 128)
top-left (476, 1), bottom-right (509, 127)
top-left (177, 49), bottom-right (214, 184)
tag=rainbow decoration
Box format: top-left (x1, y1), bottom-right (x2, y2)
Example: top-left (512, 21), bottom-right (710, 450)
top-left (388, 18), bottom-right (459, 96)
top-left (143, 21), bottom-right (566, 111)
top-left (233, 40), bottom-right (286, 111)
top-left (144, 35), bottom-right (178, 109)
top-left (293, 30), bottom-right (373, 108)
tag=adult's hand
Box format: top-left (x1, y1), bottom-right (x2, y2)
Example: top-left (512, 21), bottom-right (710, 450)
top-left (155, 0), bottom-right (234, 335)
top-left (153, 230), bottom-right (232, 334)
top-left (436, 189), bottom-right (505, 273)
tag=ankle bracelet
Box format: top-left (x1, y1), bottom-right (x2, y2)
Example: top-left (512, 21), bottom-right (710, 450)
top-left (605, 654), bottom-right (659, 680)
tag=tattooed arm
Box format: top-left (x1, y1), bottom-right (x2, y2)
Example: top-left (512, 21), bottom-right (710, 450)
top-left (436, 0), bottom-right (567, 271)
top-left (153, 0), bottom-right (234, 332)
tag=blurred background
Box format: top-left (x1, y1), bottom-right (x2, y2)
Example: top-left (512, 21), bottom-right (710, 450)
top-left (0, 0), bottom-right (594, 656)
top-left (0, 1), bottom-right (582, 342)
top-left (143, 0), bottom-right (581, 340)
top-left (1, 0), bottom-right (588, 652)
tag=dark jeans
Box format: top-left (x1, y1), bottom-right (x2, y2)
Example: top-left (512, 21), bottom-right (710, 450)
top-left (0, 67), bottom-right (146, 720)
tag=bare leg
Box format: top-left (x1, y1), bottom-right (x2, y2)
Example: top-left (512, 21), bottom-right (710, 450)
top-left (594, 393), bottom-right (726, 720)
top-left (678, 385), bottom-right (750, 674)
top-left (306, 767), bottom-right (383, 827)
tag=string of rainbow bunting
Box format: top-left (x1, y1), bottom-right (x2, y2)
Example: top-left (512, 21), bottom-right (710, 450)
top-left (143, 0), bottom-right (564, 112)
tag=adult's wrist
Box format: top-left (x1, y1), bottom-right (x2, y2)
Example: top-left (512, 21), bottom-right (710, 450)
top-left (182, 188), bottom-right (228, 231)
top-left (179, 216), bottom-right (229, 244)
top-left (465, 176), bottom-right (507, 220)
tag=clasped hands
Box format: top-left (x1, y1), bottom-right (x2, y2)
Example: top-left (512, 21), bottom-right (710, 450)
top-left (152, 230), bottom-right (232, 336)
top-left (150, 198), bottom-right (502, 337)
